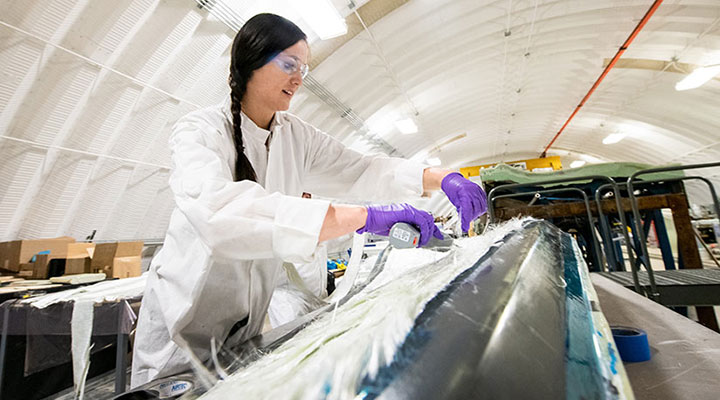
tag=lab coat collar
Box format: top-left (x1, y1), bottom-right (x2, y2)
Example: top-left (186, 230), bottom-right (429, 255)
top-left (221, 95), bottom-right (285, 139)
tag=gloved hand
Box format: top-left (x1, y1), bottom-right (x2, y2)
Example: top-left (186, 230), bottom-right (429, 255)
top-left (357, 203), bottom-right (444, 247)
top-left (441, 172), bottom-right (488, 232)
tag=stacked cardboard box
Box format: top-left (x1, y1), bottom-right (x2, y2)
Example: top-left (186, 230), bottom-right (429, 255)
top-left (17, 253), bottom-right (50, 279)
top-left (0, 238), bottom-right (144, 279)
top-left (0, 237), bottom-right (76, 276)
top-left (90, 241), bottom-right (144, 278)
top-left (65, 243), bottom-right (95, 275)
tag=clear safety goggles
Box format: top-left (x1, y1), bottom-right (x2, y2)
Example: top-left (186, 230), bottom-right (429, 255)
top-left (271, 53), bottom-right (310, 78)
top-left (270, 53), bottom-right (309, 79)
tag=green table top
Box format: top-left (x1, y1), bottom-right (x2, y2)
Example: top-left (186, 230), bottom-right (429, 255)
top-left (478, 162), bottom-right (685, 185)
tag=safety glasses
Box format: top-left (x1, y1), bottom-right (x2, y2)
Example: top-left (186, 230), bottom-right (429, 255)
top-left (270, 53), bottom-right (309, 79)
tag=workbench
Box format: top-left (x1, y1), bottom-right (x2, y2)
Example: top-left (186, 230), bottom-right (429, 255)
top-left (0, 294), bottom-right (140, 399)
top-left (485, 162), bottom-right (720, 332)
top-left (592, 274), bottom-right (720, 399)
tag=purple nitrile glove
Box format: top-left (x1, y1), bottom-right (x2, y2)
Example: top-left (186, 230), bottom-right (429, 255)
top-left (441, 172), bottom-right (488, 232)
top-left (357, 203), bottom-right (444, 247)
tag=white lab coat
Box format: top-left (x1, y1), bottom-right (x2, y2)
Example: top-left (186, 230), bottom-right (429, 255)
top-left (269, 234), bottom-right (356, 328)
top-left (267, 246), bottom-right (326, 326)
top-left (130, 98), bottom-right (426, 387)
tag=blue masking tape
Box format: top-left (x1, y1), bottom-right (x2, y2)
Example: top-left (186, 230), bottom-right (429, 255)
top-left (611, 326), bottom-right (650, 363)
top-left (30, 250), bottom-right (51, 263)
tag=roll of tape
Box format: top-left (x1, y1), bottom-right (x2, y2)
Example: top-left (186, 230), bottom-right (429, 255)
top-left (611, 326), bottom-right (651, 363)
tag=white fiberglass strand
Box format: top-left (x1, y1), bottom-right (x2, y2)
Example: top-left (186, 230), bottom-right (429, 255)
top-left (22, 274), bottom-right (147, 309)
top-left (198, 218), bottom-right (529, 400)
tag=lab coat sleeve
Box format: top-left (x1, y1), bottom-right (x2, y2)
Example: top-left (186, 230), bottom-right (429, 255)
top-left (299, 122), bottom-right (427, 202)
top-left (168, 114), bottom-right (329, 263)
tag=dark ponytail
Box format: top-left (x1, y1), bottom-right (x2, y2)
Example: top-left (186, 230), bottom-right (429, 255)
top-left (228, 13), bottom-right (307, 182)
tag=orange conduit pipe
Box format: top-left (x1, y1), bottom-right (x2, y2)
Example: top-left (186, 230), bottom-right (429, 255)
top-left (540, 0), bottom-right (664, 158)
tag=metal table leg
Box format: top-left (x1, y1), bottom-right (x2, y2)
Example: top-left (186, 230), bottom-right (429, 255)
top-left (0, 305), bottom-right (9, 397)
top-left (115, 303), bottom-right (127, 394)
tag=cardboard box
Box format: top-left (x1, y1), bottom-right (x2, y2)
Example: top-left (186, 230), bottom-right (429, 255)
top-left (113, 256), bottom-right (142, 278)
top-left (65, 243), bottom-right (95, 275)
top-left (112, 242), bottom-right (143, 278)
top-left (18, 263), bottom-right (34, 278)
top-left (116, 241), bottom-right (143, 258)
top-left (90, 243), bottom-right (117, 276)
top-left (0, 242), bottom-right (6, 268)
top-left (90, 241), bottom-right (143, 278)
top-left (18, 254), bottom-right (50, 279)
top-left (65, 258), bottom-right (90, 275)
top-left (0, 237), bottom-right (75, 272)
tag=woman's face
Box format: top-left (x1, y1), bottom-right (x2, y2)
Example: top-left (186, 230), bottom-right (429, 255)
top-left (244, 40), bottom-right (309, 115)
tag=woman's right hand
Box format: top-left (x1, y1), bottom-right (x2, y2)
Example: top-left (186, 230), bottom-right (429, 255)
top-left (357, 203), bottom-right (443, 247)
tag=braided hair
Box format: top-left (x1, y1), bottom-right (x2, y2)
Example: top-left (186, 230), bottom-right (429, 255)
top-left (228, 13), bottom-right (307, 182)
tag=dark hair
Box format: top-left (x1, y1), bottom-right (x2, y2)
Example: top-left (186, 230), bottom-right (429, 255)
top-left (229, 13), bottom-right (306, 182)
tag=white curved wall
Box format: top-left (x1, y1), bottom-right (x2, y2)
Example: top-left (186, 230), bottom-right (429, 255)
top-left (0, 0), bottom-right (719, 240)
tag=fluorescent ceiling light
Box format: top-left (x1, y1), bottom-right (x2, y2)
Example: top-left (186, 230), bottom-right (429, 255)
top-left (367, 116), bottom-right (394, 136)
top-left (579, 154), bottom-right (604, 163)
top-left (294, 0), bottom-right (347, 40)
top-left (602, 133), bottom-right (626, 145)
top-left (395, 118), bottom-right (418, 134)
top-left (570, 160), bottom-right (586, 168)
top-left (426, 157), bottom-right (441, 166)
top-left (410, 149), bottom-right (429, 162)
top-left (675, 64), bottom-right (720, 91)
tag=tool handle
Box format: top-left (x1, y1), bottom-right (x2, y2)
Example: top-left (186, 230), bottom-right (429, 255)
top-left (389, 222), bottom-right (421, 248)
top-left (389, 222), bottom-right (453, 249)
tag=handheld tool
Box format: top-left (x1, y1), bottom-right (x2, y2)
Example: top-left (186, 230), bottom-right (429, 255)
top-left (389, 222), bottom-right (454, 250)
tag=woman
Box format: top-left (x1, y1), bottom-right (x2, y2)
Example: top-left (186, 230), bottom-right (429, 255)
top-left (130, 13), bottom-right (486, 387)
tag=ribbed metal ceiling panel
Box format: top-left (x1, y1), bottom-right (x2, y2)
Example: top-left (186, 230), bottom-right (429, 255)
top-left (0, 143), bottom-right (45, 238)
top-left (66, 160), bottom-right (136, 239)
top-left (0, 0), bottom-right (719, 240)
top-left (101, 167), bottom-right (171, 240)
top-left (18, 155), bottom-right (95, 238)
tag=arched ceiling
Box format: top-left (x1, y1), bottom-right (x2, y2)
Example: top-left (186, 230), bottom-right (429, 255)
top-left (0, 0), bottom-right (719, 240)
top-left (305, 0), bottom-right (720, 167)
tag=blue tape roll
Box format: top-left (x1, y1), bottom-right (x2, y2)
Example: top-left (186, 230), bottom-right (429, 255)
top-left (611, 326), bottom-right (651, 363)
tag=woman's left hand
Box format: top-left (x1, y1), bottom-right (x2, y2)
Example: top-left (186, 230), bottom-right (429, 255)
top-left (441, 172), bottom-right (487, 232)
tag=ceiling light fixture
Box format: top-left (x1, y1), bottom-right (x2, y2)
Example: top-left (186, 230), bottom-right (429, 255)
top-left (602, 133), bottom-right (626, 145)
top-left (395, 118), bottom-right (418, 134)
top-left (570, 160), bottom-right (586, 168)
top-left (295, 0), bottom-right (347, 40)
top-left (675, 64), bottom-right (720, 91)
top-left (426, 157), bottom-right (441, 166)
